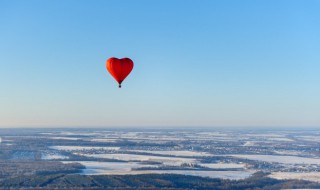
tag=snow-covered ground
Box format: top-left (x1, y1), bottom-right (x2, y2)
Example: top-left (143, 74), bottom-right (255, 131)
top-left (63, 161), bottom-right (254, 179)
top-left (42, 153), bottom-right (69, 160)
top-left (267, 137), bottom-right (294, 142)
top-left (273, 150), bottom-right (301, 156)
top-left (39, 132), bottom-right (54, 135)
top-left (90, 138), bottom-right (118, 142)
top-left (59, 132), bottom-right (102, 136)
top-left (50, 146), bottom-right (120, 151)
top-left (245, 134), bottom-right (285, 137)
top-left (269, 172), bottom-right (320, 182)
top-left (146, 170), bottom-right (253, 179)
top-left (201, 163), bottom-right (246, 169)
top-left (48, 137), bottom-right (81, 141)
top-left (63, 161), bottom-right (156, 173)
top-left (243, 141), bottom-right (255, 146)
top-left (128, 150), bottom-right (214, 157)
top-left (230, 154), bottom-right (320, 165)
top-left (297, 136), bottom-right (320, 142)
top-left (196, 132), bottom-right (228, 136)
top-left (77, 153), bottom-right (197, 166)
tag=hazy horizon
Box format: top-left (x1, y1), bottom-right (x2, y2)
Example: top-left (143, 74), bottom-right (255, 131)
top-left (0, 125), bottom-right (319, 130)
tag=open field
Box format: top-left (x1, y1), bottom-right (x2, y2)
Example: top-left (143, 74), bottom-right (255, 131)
top-left (1, 128), bottom-right (320, 185)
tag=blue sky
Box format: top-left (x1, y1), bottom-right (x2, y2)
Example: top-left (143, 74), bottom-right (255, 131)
top-left (0, 0), bottom-right (319, 127)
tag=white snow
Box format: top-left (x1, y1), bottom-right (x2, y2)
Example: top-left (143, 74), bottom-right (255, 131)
top-left (63, 161), bottom-right (156, 173)
top-left (128, 150), bottom-right (214, 157)
top-left (201, 163), bottom-right (246, 169)
top-left (76, 153), bottom-right (197, 166)
top-left (63, 161), bottom-right (253, 179)
top-left (243, 141), bottom-right (255, 146)
top-left (90, 138), bottom-right (117, 142)
top-left (196, 132), bottom-right (228, 136)
top-left (39, 132), bottom-right (53, 135)
top-left (145, 170), bottom-right (253, 179)
top-left (59, 132), bottom-right (102, 136)
top-left (273, 150), bottom-right (301, 156)
top-left (49, 137), bottom-right (80, 140)
top-left (245, 134), bottom-right (285, 137)
top-left (269, 172), bottom-right (320, 182)
top-left (267, 137), bottom-right (294, 142)
top-left (230, 154), bottom-right (320, 165)
top-left (42, 153), bottom-right (69, 160)
top-left (297, 136), bottom-right (320, 142)
top-left (50, 146), bottom-right (120, 151)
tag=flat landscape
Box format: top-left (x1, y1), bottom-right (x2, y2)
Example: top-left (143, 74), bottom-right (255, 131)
top-left (0, 128), bottom-right (320, 189)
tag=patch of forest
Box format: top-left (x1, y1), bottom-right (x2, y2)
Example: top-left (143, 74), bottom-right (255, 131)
top-left (0, 172), bottom-right (319, 190)
top-left (0, 161), bottom-right (84, 179)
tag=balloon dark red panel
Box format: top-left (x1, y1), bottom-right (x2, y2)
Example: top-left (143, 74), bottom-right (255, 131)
top-left (106, 57), bottom-right (134, 88)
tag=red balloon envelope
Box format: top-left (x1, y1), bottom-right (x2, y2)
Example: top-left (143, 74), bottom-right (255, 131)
top-left (106, 57), bottom-right (134, 88)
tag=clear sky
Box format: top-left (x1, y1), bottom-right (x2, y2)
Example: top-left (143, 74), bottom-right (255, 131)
top-left (1, 0), bottom-right (319, 128)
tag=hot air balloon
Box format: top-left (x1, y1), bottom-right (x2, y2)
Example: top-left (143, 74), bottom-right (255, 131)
top-left (106, 57), bottom-right (134, 88)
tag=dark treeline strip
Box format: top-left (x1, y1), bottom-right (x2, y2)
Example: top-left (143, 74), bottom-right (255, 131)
top-left (0, 172), bottom-right (319, 190)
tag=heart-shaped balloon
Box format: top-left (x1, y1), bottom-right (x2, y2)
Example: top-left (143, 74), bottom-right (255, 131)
top-left (106, 57), bottom-right (134, 88)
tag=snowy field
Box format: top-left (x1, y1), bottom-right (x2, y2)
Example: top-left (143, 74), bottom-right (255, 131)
top-left (269, 172), bottom-right (320, 182)
top-left (48, 137), bottom-right (81, 141)
top-left (201, 163), bottom-right (246, 169)
top-left (267, 137), bottom-right (294, 142)
top-left (243, 141), bottom-right (255, 146)
top-left (89, 138), bottom-right (118, 142)
top-left (50, 146), bottom-right (120, 151)
top-left (297, 135), bottom-right (320, 142)
top-left (128, 150), bottom-right (214, 157)
top-left (74, 152), bottom-right (245, 169)
top-left (63, 161), bottom-right (253, 179)
top-left (273, 150), bottom-right (301, 156)
top-left (230, 154), bottom-right (320, 165)
top-left (15, 128), bottom-right (320, 183)
top-left (42, 153), bottom-right (69, 160)
top-left (77, 153), bottom-right (197, 166)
